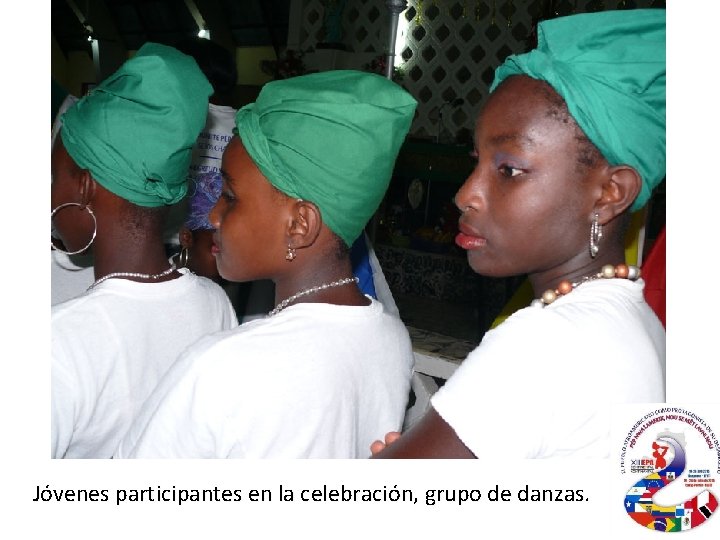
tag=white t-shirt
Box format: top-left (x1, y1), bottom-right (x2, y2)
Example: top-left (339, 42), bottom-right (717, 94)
top-left (189, 103), bottom-right (236, 177)
top-left (116, 298), bottom-right (414, 458)
top-left (51, 268), bottom-right (238, 458)
top-left (431, 278), bottom-right (665, 459)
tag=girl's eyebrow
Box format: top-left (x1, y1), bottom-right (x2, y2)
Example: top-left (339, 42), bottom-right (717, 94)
top-left (489, 132), bottom-right (537, 147)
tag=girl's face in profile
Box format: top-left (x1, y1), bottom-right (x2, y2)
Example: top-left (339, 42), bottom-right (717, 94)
top-left (209, 137), bottom-right (290, 283)
top-left (454, 75), bottom-right (604, 280)
top-left (181, 228), bottom-right (221, 281)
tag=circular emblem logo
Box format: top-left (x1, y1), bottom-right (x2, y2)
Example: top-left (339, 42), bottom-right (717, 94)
top-left (620, 407), bottom-right (719, 532)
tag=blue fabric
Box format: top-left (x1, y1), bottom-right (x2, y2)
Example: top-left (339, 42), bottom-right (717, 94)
top-left (350, 235), bottom-right (377, 299)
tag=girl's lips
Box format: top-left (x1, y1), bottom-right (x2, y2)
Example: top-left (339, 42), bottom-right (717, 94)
top-left (455, 232), bottom-right (487, 250)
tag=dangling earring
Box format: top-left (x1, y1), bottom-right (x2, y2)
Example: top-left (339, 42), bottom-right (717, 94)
top-left (589, 212), bottom-right (603, 258)
top-left (50, 203), bottom-right (97, 255)
top-left (179, 247), bottom-right (190, 268)
top-left (285, 246), bottom-right (297, 261)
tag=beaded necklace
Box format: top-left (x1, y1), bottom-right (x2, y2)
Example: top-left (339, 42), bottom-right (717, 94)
top-left (531, 263), bottom-right (640, 308)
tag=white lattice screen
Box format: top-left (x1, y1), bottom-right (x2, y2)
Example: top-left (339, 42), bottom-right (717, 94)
top-left (290, 0), bottom-right (664, 140)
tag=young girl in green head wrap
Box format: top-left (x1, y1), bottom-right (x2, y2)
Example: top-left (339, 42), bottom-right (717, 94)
top-left (372, 8), bottom-right (666, 459)
top-left (116, 70), bottom-right (418, 459)
top-left (50, 43), bottom-right (238, 458)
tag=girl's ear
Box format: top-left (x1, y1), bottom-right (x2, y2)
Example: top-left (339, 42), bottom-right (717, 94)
top-left (594, 165), bottom-right (642, 225)
top-left (286, 199), bottom-right (322, 250)
top-left (78, 169), bottom-right (97, 208)
top-left (178, 226), bottom-right (194, 249)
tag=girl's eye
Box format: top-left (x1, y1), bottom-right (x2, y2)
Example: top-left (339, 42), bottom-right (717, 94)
top-left (499, 164), bottom-right (523, 177)
top-left (221, 191), bottom-right (236, 202)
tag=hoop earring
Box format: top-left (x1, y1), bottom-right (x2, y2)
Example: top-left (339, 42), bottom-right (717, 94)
top-left (285, 246), bottom-right (297, 261)
top-left (50, 203), bottom-right (97, 255)
top-left (589, 212), bottom-right (603, 258)
top-left (179, 247), bottom-right (190, 268)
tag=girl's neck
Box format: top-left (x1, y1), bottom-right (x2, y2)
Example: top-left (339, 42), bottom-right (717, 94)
top-left (528, 244), bottom-right (627, 298)
top-left (272, 261), bottom-right (367, 312)
top-left (92, 236), bottom-right (175, 282)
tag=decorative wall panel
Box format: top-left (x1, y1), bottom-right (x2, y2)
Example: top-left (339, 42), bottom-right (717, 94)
top-left (291, 0), bottom-right (664, 139)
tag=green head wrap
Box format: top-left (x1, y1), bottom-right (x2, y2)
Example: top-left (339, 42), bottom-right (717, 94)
top-left (235, 70), bottom-right (417, 246)
top-left (60, 42), bottom-right (213, 207)
top-left (491, 9), bottom-right (665, 212)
